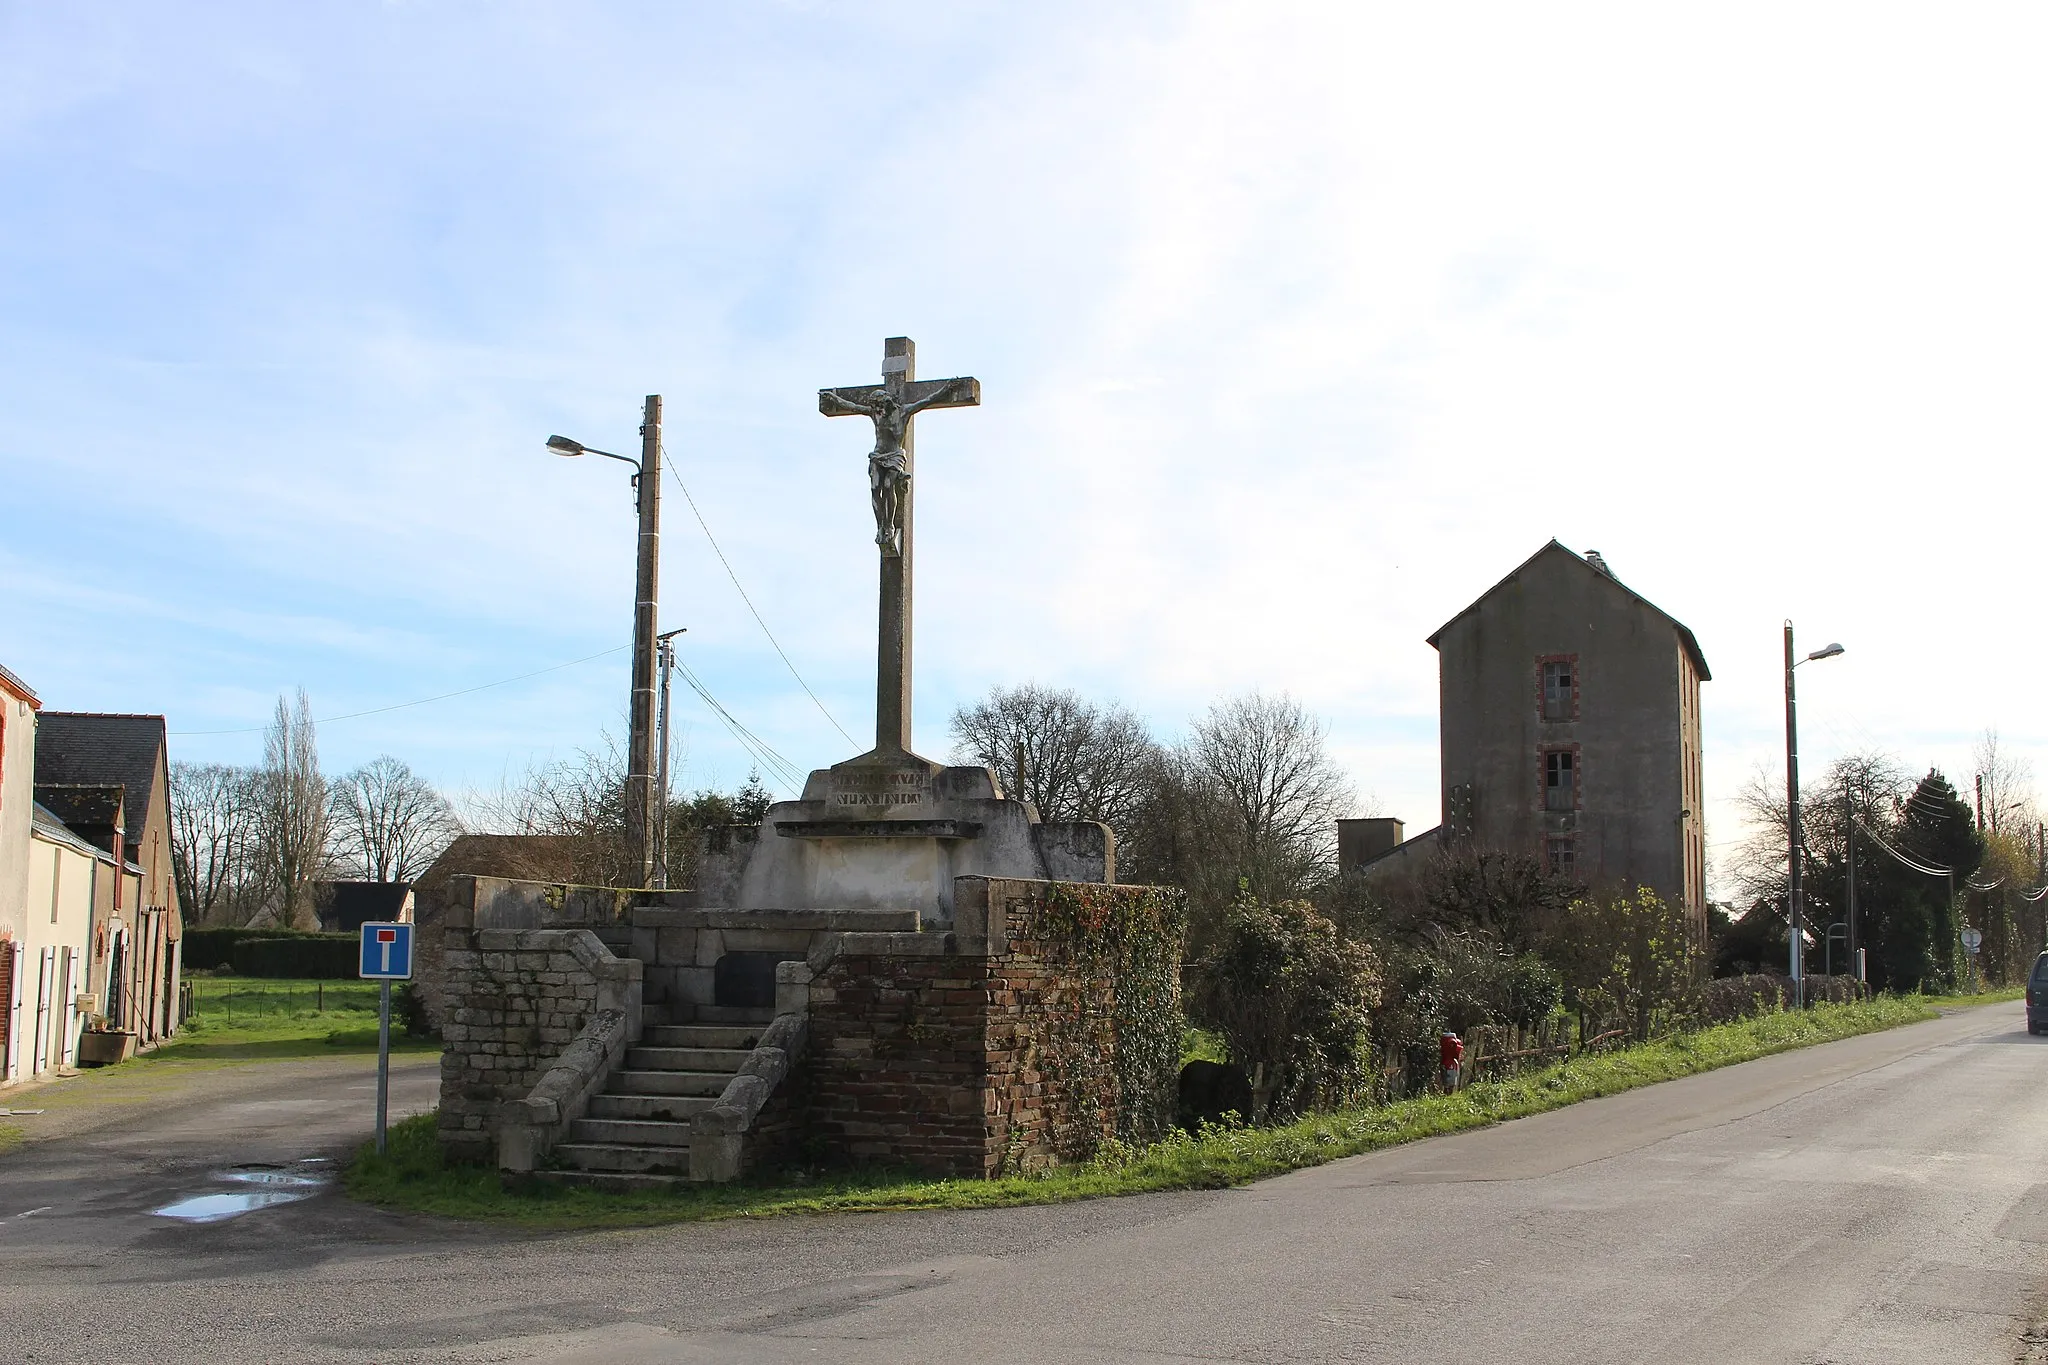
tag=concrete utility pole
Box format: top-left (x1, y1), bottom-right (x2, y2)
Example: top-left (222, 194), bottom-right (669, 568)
top-left (626, 396), bottom-right (662, 888)
top-left (653, 627), bottom-right (685, 890)
top-left (547, 397), bottom-right (663, 888)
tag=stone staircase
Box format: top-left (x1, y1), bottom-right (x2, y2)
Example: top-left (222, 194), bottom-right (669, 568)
top-left (546, 1007), bottom-right (773, 1189)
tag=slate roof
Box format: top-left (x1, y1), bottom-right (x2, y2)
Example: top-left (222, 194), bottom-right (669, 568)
top-left (34, 713), bottom-right (169, 833)
top-left (31, 799), bottom-right (111, 860)
top-left (1426, 540), bottom-right (1711, 681)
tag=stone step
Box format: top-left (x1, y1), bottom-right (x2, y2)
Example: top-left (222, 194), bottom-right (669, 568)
top-left (553, 1142), bottom-right (691, 1175)
top-left (568, 1117), bottom-right (694, 1147)
top-left (533, 1169), bottom-right (695, 1193)
top-left (625, 1046), bottom-right (752, 1072)
top-left (610, 1068), bottom-right (736, 1098)
top-left (676, 1005), bottom-right (776, 1026)
top-left (587, 1093), bottom-right (716, 1122)
top-left (643, 1024), bottom-right (764, 1050)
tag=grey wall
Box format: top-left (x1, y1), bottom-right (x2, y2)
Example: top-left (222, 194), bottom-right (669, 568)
top-left (1435, 548), bottom-right (1694, 918)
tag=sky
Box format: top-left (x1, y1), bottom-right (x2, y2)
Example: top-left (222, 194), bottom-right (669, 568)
top-left (4, 3), bottom-right (2046, 894)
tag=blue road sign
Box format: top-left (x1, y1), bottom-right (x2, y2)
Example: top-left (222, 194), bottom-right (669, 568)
top-left (359, 922), bottom-right (414, 980)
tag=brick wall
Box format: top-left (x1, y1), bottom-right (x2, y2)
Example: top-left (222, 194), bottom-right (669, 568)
top-left (436, 927), bottom-right (640, 1163)
top-left (800, 879), bottom-right (1171, 1178)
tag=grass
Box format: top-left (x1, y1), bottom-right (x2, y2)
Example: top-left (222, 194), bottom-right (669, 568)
top-left (1921, 985), bottom-right (2024, 1009)
top-left (149, 976), bottom-right (440, 1061)
top-left (346, 994), bottom-right (1942, 1229)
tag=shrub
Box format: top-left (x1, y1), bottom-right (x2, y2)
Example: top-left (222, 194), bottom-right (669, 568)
top-left (1189, 892), bottom-right (1381, 1122)
top-left (1692, 973), bottom-right (1792, 1025)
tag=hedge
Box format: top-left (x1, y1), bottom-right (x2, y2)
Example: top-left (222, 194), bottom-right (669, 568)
top-left (183, 927), bottom-right (346, 971)
top-left (229, 934), bottom-right (360, 980)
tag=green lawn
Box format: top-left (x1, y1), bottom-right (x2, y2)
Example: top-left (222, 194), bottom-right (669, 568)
top-left (151, 976), bottom-right (440, 1061)
top-left (346, 993), bottom-right (1951, 1229)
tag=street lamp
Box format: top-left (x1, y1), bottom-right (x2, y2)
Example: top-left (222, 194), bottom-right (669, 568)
top-left (1786, 624), bottom-right (1845, 1001)
top-left (550, 396), bottom-right (664, 888)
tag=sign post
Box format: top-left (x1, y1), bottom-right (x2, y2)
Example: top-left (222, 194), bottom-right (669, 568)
top-left (358, 922), bottom-right (414, 1155)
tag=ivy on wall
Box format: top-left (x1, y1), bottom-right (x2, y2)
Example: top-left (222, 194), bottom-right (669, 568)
top-left (1041, 882), bottom-right (1189, 1144)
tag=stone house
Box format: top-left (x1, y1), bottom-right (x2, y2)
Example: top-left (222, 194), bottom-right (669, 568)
top-left (33, 713), bottom-right (184, 1048)
top-left (1357, 542), bottom-right (1709, 931)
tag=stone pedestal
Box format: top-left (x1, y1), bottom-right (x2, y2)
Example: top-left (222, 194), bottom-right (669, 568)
top-left (690, 750), bottom-right (1112, 922)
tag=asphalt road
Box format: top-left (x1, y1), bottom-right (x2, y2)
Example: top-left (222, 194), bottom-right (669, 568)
top-left (1, 1004), bottom-right (2042, 1364)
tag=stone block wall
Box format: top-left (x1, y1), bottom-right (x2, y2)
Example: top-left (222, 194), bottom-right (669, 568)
top-left (437, 927), bottom-right (641, 1162)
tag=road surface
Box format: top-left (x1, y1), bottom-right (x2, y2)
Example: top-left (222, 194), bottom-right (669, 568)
top-left (1, 1004), bottom-right (2042, 1363)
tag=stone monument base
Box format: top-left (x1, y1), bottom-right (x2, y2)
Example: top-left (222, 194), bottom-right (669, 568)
top-left (687, 749), bottom-right (1112, 922)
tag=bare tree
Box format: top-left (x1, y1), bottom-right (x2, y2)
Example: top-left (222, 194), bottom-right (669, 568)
top-left (329, 755), bottom-right (464, 882)
top-left (1974, 728), bottom-right (2036, 838)
top-left (948, 683), bottom-right (1159, 830)
top-left (1188, 691), bottom-right (1353, 900)
top-left (1122, 692), bottom-right (1356, 947)
top-left (169, 761), bottom-right (263, 925)
top-left (257, 689), bottom-right (330, 928)
top-left (462, 738), bottom-right (631, 887)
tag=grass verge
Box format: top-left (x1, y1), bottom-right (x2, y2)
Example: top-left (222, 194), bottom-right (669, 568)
top-left (347, 994), bottom-right (1941, 1229)
top-left (152, 977), bottom-right (439, 1060)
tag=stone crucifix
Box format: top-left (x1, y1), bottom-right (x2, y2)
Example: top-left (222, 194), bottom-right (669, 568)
top-left (820, 337), bottom-right (980, 754)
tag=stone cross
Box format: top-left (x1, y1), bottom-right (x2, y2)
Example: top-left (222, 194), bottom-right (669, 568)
top-left (820, 337), bottom-right (980, 755)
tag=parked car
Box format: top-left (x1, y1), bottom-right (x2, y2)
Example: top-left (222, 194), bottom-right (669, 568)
top-left (2027, 953), bottom-right (2048, 1034)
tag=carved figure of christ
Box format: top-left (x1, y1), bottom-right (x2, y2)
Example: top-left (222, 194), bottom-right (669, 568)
top-left (819, 337), bottom-right (980, 754)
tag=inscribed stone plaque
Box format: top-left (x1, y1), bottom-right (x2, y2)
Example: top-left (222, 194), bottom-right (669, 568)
top-left (824, 762), bottom-right (935, 816)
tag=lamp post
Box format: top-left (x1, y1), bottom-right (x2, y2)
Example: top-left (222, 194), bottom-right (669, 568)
top-left (1785, 624), bottom-right (1844, 1002)
top-left (549, 396), bottom-right (663, 888)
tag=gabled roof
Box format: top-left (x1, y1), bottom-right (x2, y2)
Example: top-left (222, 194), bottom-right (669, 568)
top-left (1426, 540), bottom-right (1711, 681)
top-left (34, 713), bottom-right (169, 834)
top-left (31, 799), bottom-right (110, 860)
top-left (0, 662), bottom-right (38, 709)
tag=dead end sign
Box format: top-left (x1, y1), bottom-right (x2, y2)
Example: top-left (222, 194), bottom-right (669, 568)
top-left (358, 922), bottom-right (413, 980)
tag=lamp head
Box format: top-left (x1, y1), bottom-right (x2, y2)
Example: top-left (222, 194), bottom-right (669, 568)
top-left (1807, 642), bottom-right (1846, 661)
top-left (546, 435), bottom-right (586, 457)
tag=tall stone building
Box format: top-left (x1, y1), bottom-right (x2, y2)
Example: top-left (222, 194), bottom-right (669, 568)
top-left (1357, 541), bottom-right (1709, 929)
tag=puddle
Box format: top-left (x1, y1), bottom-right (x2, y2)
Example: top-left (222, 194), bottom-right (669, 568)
top-left (151, 1160), bottom-right (334, 1224)
top-left (153, 1190), bottom-right (314, 1223)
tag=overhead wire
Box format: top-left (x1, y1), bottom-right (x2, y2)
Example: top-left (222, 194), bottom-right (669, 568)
top-left (170, 644), bottom-right (632, 736)
top-left (660, 444), bottom-right (856, 750)
top-left (670, 651), bottom-right (806, 792)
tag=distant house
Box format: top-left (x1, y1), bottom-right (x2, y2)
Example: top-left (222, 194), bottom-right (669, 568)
top-left (315, 881), bottom-right (415, 934)
top-left (33, 713), bottom-right (185, 1049)
top-left (1357, 542), bottom-right (1709, 932)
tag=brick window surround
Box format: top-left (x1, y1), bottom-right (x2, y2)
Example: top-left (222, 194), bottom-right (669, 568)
top-left (1537, 655), bottom-right (1580, 722)
top-left (1542, 746), bottom-right (1580, 812)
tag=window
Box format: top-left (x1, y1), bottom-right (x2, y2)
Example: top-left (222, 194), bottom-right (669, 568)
top-left (1541, 659), bottom-right (1577, 721)
top-left (1544, 749), bottom-right (1577, 811)
top-left (1546, 835), bottom-right (1575, 875)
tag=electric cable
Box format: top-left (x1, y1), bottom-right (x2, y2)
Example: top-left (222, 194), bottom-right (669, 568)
top-left (660, 445), bottom-right (856, 749)
top-left (171, 645), bottom-right (632, 736)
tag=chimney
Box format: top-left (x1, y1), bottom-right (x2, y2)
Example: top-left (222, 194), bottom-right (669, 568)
top-left (1583, 550), bottom-right (1612, 577)
top-left (1337, 817), bottom-right (1406, 870)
